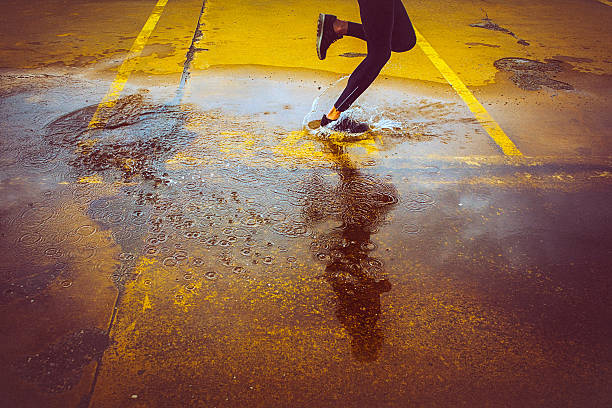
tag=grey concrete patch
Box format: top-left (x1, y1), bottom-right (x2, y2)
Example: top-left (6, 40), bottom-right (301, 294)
top-left (465, 42), bottom-right (501, 48)
top-left (16, 328), bottom-right (109, 393)
top-left (339, 52), bottom-right (367, 58)
top-left (470, 17), bottom-right (530, 46)
top-left (494, 57), bottom-right (574, 91)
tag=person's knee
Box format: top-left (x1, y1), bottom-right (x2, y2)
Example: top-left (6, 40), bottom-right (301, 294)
top-left (406, 34), bottom-right (417, 51)
top-left (392, 34), bottom-right (417, 53)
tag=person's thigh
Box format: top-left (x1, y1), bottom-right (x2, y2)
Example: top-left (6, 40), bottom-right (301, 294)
top-left (391, 0), bottom-right (416, 52)
top-left (357, 0), bottom-right (394, 51)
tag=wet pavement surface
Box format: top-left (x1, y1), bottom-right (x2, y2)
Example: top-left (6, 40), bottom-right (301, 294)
top-left (1, 0), bottom-right (612, 407)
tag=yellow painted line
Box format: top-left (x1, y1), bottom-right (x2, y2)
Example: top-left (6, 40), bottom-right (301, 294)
top-left (88, 0), bottom-right (169, 129)
top-left (597, 0), bottom-right (612, 6)
top-left (414, 27), bottom-right (523, 157)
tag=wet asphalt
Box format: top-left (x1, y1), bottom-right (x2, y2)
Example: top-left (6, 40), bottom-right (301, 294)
top-left (1, 0), bottom-right (612, 407)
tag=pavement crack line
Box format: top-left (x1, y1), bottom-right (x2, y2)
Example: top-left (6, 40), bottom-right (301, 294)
top-left (79, 1), bottom-right (208, 407)
top-left (171, 0), bottom-right (208, 106)
top-left (78, 293), bottom-right (122, 408)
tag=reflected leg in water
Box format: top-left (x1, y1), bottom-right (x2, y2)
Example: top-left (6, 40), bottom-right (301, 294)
top-left (304, 141), bottom-right (398, 361)
top-left (325, 252), bottom-right (392, 362)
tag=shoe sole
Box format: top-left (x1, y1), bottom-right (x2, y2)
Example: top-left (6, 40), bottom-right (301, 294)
top-left (316, 13), bottom-right (325, 60)
top-left (307, 119), bottom-right (322, 129)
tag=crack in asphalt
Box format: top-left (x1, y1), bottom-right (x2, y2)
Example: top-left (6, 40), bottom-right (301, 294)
top-left (171, 0), bottom-right (208, 106)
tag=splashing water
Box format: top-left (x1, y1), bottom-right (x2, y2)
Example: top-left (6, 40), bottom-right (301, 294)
top-left (302, 76), bottom-right (404, 137)
top-left (302, 74), bottom-right (350, 128)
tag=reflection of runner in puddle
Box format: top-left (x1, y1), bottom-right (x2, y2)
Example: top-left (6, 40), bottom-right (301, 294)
top-left (304, 142), bottom-right (397, 361)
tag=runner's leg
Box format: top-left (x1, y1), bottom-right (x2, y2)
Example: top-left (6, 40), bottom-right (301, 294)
top-left (333, 0), bottom-right (394, 112)
top-left (346, 22), bottom-right (367, 41)
top-left (390, 0), bottom-right (416, 52)
top-left (344, 0), bottom-right (415, 50)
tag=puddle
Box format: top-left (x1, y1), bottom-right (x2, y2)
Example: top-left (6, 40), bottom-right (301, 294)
top-left (3, 71), bottom-right (611, 405)
top-left (301, 76), bottom-right (475, 144)
top-left (35, 93), bottom-right (437, 300)
top-left (0, 87), bottom-right (460, 310)
top-left (303, 168), bottom-right (398, 361)
top-left (0, 262), bottom-right (67, 304)
top-left (494, 58), bottom-right (574, 91)
top-left (22, 89), bottom-right (442, 365)
top-left (45, 92), bottom-right (197, 184)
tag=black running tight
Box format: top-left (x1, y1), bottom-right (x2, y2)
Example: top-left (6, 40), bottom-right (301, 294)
top-left (334, 0), bottom-right (416, 112)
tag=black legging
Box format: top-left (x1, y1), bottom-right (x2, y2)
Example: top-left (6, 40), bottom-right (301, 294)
top-left (334, 0), bottom-right (416, 112)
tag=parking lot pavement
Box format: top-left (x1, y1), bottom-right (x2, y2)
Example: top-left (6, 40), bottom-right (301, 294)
top-left (1, 0), bottom-right (611, 406)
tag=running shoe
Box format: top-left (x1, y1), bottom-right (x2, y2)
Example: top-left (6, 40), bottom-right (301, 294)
top-left (321, 114), bottom-right (370, 134)
top-left (317, 13), bottom-right (342, 60)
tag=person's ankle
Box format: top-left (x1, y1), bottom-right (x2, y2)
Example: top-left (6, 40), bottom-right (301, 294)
top-left (333, 19), bottom-right (347, 36)
top-left (327, 107), bottom-right (341, 120)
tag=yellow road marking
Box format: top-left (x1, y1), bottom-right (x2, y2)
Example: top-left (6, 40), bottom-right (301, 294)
top-left (414, 27), bottom-right (523, 157)
top-left (88, 0), bottom-right (169, 129)
top-left (596, 0), bottom-right (612, 6)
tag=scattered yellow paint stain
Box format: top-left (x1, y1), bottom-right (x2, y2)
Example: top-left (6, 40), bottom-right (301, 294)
top-left (77, 138), bottom-right (99, 149)
top-left (429, 171), bottom-right (606, 191)
top-left (328, 132), bottom-right (380, 155)
top-left (78, 175), bottom-right (104, 184)
top-left (122, 157), bottom-right (135, 172)
top-left (463, 159), bottom-right (482, 167)
top-left (273, 129), bottom-right (381, 167)
top-left (553, 173), bottom-right (574, 181)
top-left (143, 293), bottom-right (152, 312)
top-left (74, 138), bottom-right (101, 156)
top-left (218, 131), bottom-right (256, 156)
top-left (126, 257), bottom-right (158, 292)
top-left (166, 152), bottom-right (208, 166)
top-left (173, 279), bottom-right (204, 313)
top-left (274, 130), bottom-right (327, 163)
top-left (135, 257), bottom-right (157, 275)
top-left (589, 171), bottom-right (612, 179)
top-left (126, 257), bottom-right (158, 314)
